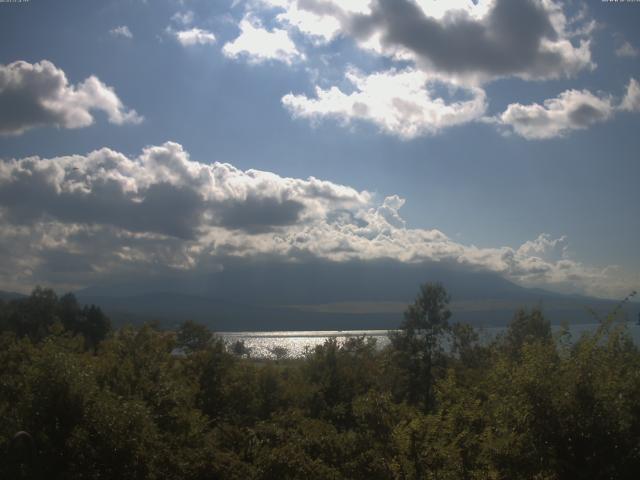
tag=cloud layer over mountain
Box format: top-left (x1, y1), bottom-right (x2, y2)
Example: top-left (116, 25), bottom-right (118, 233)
top-left (0, 142), bottom-right (635, 297)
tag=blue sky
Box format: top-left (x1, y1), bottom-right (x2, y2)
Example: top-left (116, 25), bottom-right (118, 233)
top-left (0, 0), bottom-right (639, 299)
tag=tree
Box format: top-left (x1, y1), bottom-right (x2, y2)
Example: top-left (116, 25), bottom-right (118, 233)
top-left (230, 340), bottom-right (251, 357)
top-left (269, 346), bottom-right (289, 361)
top-left (80, 304), bottom-right (111, 349)
top-left (57, 293), bottom-right (81, 331)
top-left (176, 320), bottom-right (212, 353)
top-left (390, 282), bottom-right (451, 410)
top-left (450, 321), bottom-right (487, 372)
top-left (57, 294), bottom-right (111, 349)
top-left (0, 290), bottom-right (111, 349)
top-left (502, 306), bottom-right (551, 358)
top-left (7, 287), bottom-right (59, 341)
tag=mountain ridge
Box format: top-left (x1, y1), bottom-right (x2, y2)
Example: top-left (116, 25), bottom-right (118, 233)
top-left (73, 260), bottom-right (639, 330)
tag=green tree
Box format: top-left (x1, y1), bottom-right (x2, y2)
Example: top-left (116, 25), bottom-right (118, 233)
top-left (390, 282), bottom-right (451, 411)
top-left (231, 339), bottom-right (251, 357)
top-left (58, 293), bottom-right (111, 349)
top-left (194, 337), bottom-right (236, 420)
top-left (502, 306), bottom-right (551, 358)
top-left (176, 320), bottom-right (212, 353)
top-left (304, 337), bottom-right (379, 427)
top-left (0, 290), bottom-right (111, 349)
top-left (79, 304), bottom-right (111, 349)
top-left (6, 287), bottom-right (59, 341)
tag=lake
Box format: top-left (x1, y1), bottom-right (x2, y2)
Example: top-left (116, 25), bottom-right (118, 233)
top-left (220, 322), bottom-right (640, 359)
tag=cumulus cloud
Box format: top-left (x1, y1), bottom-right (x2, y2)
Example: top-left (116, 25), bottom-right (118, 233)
top-left (282, 68), bottom-right (487, 138)
top-left (0, 142), bottom-right (369, 240)
top-left (495, 88), bottom-right (615, 139)
top-left (223, 15), bottom-right (304, 64)
top-left (110, 25), bottom-right (133, 39)
top-left (0, 60), bottom-right (142, 136)
top-left (171, 11), bottom-right (195, 26)
top-left (615, 40), bottom-right (638, 58)
top-left (249, 0), bottom-right (595, 138)
top-left (264, 0), bottom-right (593, 83)
top-left (356, 0), bottom-right (592, 82)
top-left (495, 78), bottom-right (640, 139)
top-left (0, 142), bottom-right (633, 297)
top-left (517, 233), bottom-right (568, 263)
top-left (620, 78), bottom-right (640, 113)
top-left (267, 0), bottom-right (371, 43)
top-left (173, 28), bottom-right (217, 46)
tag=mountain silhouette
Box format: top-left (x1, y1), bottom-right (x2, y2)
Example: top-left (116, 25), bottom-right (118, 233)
top-left (74, 260), bottom-right (639, 331)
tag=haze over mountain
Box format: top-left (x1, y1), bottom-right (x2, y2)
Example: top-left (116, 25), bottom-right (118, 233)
top-left (75, 260), bottom-right (639, 331)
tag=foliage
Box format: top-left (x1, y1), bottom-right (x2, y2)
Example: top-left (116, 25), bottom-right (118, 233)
top-left (1, 285), bottom-right (640, 479)
top-left (230, 339), bottom-right (252, 357)
top-left (176, 320), bottom-right (212, 353)
top-left (0, 287), bottom-right (110, 348)
top-left (389, 282), bottom-right (452, 410)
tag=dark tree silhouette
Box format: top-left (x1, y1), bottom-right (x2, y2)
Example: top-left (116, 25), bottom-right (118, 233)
top-left (391, 282), bottom-right (451, 410)
top-left (176, 320), bottom-right (212, 353)
top-left (0, 288), bottom-right (110, 348)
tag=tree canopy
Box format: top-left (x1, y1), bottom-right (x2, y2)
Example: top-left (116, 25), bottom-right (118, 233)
top-left (1, 284), bottom-right (639, 479)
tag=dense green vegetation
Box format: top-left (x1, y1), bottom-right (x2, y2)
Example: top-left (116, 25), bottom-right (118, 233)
top-left (1, 285), bottom-right (639, 479)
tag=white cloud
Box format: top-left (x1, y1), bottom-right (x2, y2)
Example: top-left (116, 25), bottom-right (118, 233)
top-left (109, 25), bottom-right (133, 39)
top-left (517, 233), bottom-right (568, 263)
top-left (496, 88), bottom-right (615, 140)
top-left (261, 0), bottom-right (371, 43)
top-left (414, 0), bottom-right (492, 20)
top-left (249, 0), bottom-right (597, 138)
top-left (615, 40), bottom-right (638, 58)
top-left (275, 5), bottom-right (342, 43)
top-left (223, 16), bottom-right (304, 64)
top-left (495, 78), bottom-right (640, 139)
top-left (74, 76), bottom-right (143, 125)
top-left (174, 28), bottom-right (217, 46)
top-left (260, 0), bottom-right (594, 83)
top-left (282, 68), bottom-right (486, 138)
top-left (171, 11), bottom-right (195, 26)
top-left (620, 78), bottom-right (640, 112)
top-left (0, 141), bottom-right (370, 239)
top-left (1, 142), bottom-right (633, 298)
top-left (0, 60), bottom-right (142, 136)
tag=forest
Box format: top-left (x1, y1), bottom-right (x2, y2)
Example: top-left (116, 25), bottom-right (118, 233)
top-left (1, 284), bottom-right (639, 479)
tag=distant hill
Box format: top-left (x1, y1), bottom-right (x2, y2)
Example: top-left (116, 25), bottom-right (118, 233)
top-left (74, 260), bottom-right (640, 331)
top-left (0, 290), bottom-right (27, 301)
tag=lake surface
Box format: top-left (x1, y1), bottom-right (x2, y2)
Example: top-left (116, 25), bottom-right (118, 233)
top-left (220, 323), bottom-right (640, 359)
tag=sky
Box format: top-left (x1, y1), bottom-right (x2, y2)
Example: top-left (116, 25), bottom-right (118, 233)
top-left (0, 0), bottom-right (639, 300)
